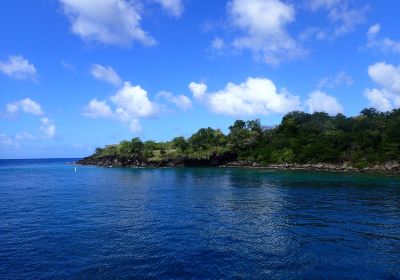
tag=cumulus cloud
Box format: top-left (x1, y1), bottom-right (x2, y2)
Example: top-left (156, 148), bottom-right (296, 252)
top-left (0, 55), bottom-right (37, 81)
top-left (153, 0), bottom-right (184, 17)
top-left (368, 62), bottom-right (400, 93)
top-left (112, 82), bottom-right (159, 118)
top-left (317, 71), bottom-right (353, 89)
top-left (189, 77), bottom-right (300, 116)
top-left (364, 89), bottom-right (395, 112)
top-left (364, 62), bottom-right (400, 111)
top-left (156, 91), bottom-right (192, 111)
top-left (83, 99), bottom-right (114, 118)
top-left (40, 117), bottom-right (56, 139)
top-left (83, 82), bottom-right (160, 133)
top-left (303, 0), bottom-right (368, 40)
top-left (226, 0), bottom-right (305, 65)
top-left (6, 98), bottom-right (44, 116)
top-left (366, 24), bottom-right (400, 54)
top-left (90, 64), bottom-right (122, 86)
top-left (189, 82), bottom-right (207, 100)
top-left (59, 0), bottom-right (156, 47)
top-left (306, 91), bottom-right (344, 115)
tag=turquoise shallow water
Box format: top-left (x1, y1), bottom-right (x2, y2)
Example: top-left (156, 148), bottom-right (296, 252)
top-left (0, 159), bottom-right (400, 279)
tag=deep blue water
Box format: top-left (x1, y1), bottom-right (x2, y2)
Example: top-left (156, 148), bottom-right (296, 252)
top-left (0, 159), bottom-right (400, 279)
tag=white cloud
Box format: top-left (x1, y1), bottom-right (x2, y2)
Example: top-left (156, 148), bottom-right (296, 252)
top-left (90, 64), bottom-right (122, 86)
top-left (3, 100), bottom-right (56, 142)
top-left (40, 117), bottom-right (56, 139)
top-left (225, 0), bottom-right (305, 65)
top-left (317, 71), bottom-right (353, 89)
top-left (0, 55), bottom-right (37, 81)
top-left (367, 23), bottom-right (380, 38)
top-left (368, 62), bottom-right (400, 93)
top-left (156, 91), bottom-right (192, 111)
top-left (304, 0), bottom-right (368, 39)
top-left (364, 62), bottom-right (400, 111)
top-left (189, 77), bottom-right (300, 116)
top-left (111, 82), bottom-right (159, 119)
top-left (6, 98), bottom-right (44, 116)
top-left (83, 82), bottom-right (160, 133)
top-left (153, 0), bottom-right (184, 17)
top-left (59, 0), bottom-right (156, 47)
top-left (306, 91), bottom-right (344, 115)
top-left (83, 98), bottom-right (114, 118)
top-left (364, 89), bottom-right (395, 112)
top-left (366, 24), bottom-right (400, 54)
top-left (189, 82), bottom-right (207, 100)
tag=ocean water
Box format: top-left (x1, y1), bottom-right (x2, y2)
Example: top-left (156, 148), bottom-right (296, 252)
top-left (0, 159), bottom-right (399, 279)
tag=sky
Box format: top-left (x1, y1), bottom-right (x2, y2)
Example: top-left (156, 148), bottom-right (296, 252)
top-left (1, 0), bottom-right (400, 159)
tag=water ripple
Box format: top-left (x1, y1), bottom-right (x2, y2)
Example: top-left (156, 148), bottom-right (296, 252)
top-left (0, 160), bottom-right (399, 279)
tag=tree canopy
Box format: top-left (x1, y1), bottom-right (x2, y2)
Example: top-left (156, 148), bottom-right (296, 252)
top-left (93, 108), bottom-right (400, 167)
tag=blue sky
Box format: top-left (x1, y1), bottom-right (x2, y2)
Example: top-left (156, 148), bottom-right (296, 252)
top-left (1, 0), bottom-right (400, 159)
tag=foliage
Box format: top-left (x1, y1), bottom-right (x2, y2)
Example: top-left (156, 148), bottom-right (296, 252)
top-left (93, 108), bottom-right (400, 165)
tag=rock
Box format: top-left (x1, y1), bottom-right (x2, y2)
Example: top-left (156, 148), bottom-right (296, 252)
top-left (384, 160), bottom-right (399, 170)
top-left (315, 163), bottom-right (324, 169)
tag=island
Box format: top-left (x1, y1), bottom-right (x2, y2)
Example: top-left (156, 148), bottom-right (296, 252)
top-left (78, 108), bottom-right (400, 173)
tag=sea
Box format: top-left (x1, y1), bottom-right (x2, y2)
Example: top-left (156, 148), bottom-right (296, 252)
top-left (0, 158), bottom-right (399, 279)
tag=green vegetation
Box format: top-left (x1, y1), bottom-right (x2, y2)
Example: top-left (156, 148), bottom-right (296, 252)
top-left (93, 108), bottom-right (400, 167)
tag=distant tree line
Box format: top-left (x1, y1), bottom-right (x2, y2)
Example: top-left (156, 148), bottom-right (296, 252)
top-left (93, 108), bottom-right (400, 167)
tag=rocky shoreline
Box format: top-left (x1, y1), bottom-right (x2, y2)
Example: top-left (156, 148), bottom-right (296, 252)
top-left (77, 155), bottom-right (400, 174)
top-left (221, 161), bottom-right (400, 174)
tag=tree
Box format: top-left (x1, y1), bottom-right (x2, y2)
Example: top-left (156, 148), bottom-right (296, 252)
top-left (188, 128), bottom-right (226, 150)
top-left (172, 136), bottom-right (188, 152)
top-left (130, 137), bottom-right (144, 157)
top-left (92, 109), bottom-right (400, 167)
top-left (228, 120), bottom-right (261, 152)
top-left (117, 140), bottom-right (132, 156)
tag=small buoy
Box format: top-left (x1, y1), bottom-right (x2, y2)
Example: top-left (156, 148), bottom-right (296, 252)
top-left (74, 167), bottom-right (77, 172)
